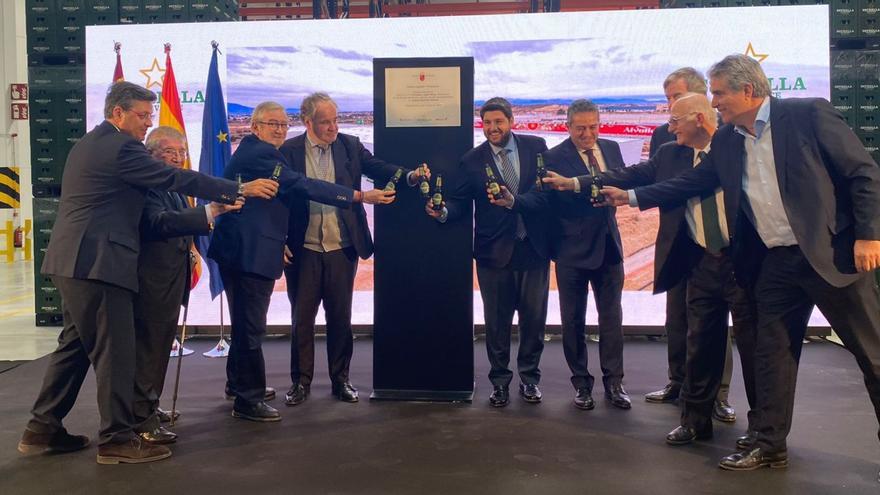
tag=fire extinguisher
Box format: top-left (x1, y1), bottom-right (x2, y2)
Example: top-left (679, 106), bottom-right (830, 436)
top-left (13, 210), bottom-right (22, 247)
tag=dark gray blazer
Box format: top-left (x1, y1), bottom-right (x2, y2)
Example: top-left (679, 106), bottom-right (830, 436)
top-left (41, 121), bottom-right (237, 292)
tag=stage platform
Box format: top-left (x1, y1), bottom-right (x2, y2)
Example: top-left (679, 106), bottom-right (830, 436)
top-left (0, 338), bottom-right (876, 494)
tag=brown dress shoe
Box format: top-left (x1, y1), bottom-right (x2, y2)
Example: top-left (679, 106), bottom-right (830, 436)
top-left (96, 437), bottom-right (172, 465)
top-left (18, 428), bottom-right (90, 455)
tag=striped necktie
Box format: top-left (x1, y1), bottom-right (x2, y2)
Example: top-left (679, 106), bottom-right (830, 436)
top-left (498, 148), bottom-right (519, 194)
top-left (585, 148), bottom-right (601, 176)
top-left (498, 148), bottom-right (526, 240)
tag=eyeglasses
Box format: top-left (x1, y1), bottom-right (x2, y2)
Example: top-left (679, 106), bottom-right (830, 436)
top-left (668, 112), bottom-right (697, 126)
top-left (256, 120), bottom-right (290, 130)
top-left (128, 110), bottom-right (154, 121)
top-left (160, 148), bottom-right (187, 159)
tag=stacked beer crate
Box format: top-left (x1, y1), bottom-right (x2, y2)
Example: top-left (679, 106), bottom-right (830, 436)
top-left (25, 0), bottom-right (239, 326)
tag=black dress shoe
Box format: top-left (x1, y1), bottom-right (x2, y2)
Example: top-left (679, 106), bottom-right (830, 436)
top-left (718, 448), bottom-right (788, 471)
top-left (138, 426), bottom-right (178, 445)
top-left (605, 384), bottom-right (632, 410)
top-left (18, 428), bottom-right (90, 455)
top-left (736, 431), bottom-right (757, 450)
top-left (489, 386), bottom-right (510, 407)
top-left (156, 408), bottom-right (180, 423)
top-left (225, 387), bottom-right (276, 401)
top-left (666, 425), bottom-right (712, 445)
top-left (231, 401), bottom-right (282, 422)
top-left (574, 388), bottom-right (595, 410)
top-left (645, 383), bottom-right (680, 404)
top-left (264, 386), bottom-right (276, 401)
top-left (285, 383), bottom-right (310, 406)
top-left (519, 383), bottom-right (542, 403)
top-left (332, 381), bottom-right (359, 403)
top-left (712, 399), bottom-right (736, 423)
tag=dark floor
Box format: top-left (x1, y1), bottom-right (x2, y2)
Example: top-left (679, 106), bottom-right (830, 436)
top-left (0, 338), bottom-right (877, 494)
top-left (0, 361), bottom-right (24, 374)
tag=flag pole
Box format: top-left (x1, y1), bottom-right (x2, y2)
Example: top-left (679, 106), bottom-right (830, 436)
top-left (170, 302), bottom-right (189, 428)
top-left (203, 292), bottom-right (230, 357)
top-left (199, 40), bottom-right (231, 358)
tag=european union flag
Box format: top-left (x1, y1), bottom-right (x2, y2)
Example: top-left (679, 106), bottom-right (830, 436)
top-left (196, 41), bottom-right (231, 299)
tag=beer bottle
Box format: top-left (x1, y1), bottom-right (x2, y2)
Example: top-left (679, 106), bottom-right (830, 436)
top-left (234, 173), bottom-right (243, 214)
top-left (418, 164), bottom-right (431, 199)
top-left (384, 168), bottom-right (404, 192)
top-left (535, 153), bottom-right (547, 191)
top-left (270, 163), bottom-right (283, 182)
top-left (590, 174), bottom-right (605, 204)
top-left (485, 165), bottom-right (504, 200)
top-left (431, 174), bottom-right (444, 211)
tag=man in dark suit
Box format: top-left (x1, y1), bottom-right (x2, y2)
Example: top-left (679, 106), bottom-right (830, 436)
top-left (645, 67), bottom-right (737, 423)
top-left (427, 97), bottom-right (550, 407)
top-left (279, 92), bottom-right (427, 406)
top-left (131, 126), bottom-right (240, 445)
top-left (541, 99), bottom-right (629, 410)
top-left (18, 81), bottom-right (277, 464)
top-left (546, 93), bottom-right (758, 447)
top-left (601, 54), bottom-right (880, 471)
top-left (208, 101), bottom-right (394, 422)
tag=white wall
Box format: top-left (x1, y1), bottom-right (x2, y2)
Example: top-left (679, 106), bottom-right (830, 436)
top-left (0, 0), bottom-right (32, 234)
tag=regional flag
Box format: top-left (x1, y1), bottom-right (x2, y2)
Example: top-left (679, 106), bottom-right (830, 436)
top-left (113, 42), bottom-right (124, 82)
top-left (158, 43), bottom-right (202, 290)
top-left (195, 41), bottom-right (231, 299)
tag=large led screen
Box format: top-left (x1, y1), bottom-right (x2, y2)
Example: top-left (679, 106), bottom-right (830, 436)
top-left (85, 7), bottom-right (830, 325)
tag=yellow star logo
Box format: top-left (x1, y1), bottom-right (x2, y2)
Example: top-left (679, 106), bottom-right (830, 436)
top-left (139, 58), bottom-right (165, 90)
top-left (744, 42), bottom-right (768, 63)
top-left (217, 131), bottom-right (228, 143)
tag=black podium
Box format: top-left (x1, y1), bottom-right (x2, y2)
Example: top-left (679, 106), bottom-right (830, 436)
top-left (371, 57), bottom-right (475, 401)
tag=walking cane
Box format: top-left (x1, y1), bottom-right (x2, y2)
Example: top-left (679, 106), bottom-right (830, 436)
top-left (170, 302), bottom-right (189, 428)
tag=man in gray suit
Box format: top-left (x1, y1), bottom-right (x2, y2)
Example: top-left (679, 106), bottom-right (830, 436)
top-left (18, 82), bottom-right (277, 465)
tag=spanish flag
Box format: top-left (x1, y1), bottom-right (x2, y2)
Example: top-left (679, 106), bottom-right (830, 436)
top-left (158, 43), bottom-right (202, 290)
top-left (113, 42), bottom-right (124, 82)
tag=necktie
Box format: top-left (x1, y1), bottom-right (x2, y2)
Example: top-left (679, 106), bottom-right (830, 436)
top-left (697, 151), bottom-right (725, 253)
top-left (585, 148), bottom-right (600, 176)
top-left (498, 148), bottom-right (519, 194)
top-left (316, 144), bottom-right (331, 179)
top-left (498, 148), bottom-right (526, 240)
top-left (169, 191), bottom-right (185, 210)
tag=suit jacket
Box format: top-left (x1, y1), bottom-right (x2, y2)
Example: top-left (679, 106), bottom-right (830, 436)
top-left (633, 97), bottom-right (880, 288)
top-left (41, 121), bottom-right (237, 293)
top-left (279, 132), bottom-right (399, 260)
top-left (599, 141), bottom-right (702, 293)
top-left (446, 133), bottom-right (551, 268)
top-left (649, 123), bottom-right (675, 159)
top-left (134, 190), bottom-right (210, 322)
top-left (543, 137), bottom-right (624, 270)
top-left (208, 134), bottom-right (354, 280)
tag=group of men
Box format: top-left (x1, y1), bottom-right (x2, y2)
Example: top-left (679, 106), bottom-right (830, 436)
top-left (593, 55), bottom-right (880, 470)
top-left (430, 53), bottom-right (880, 473)
top-left (15, 52), bottom-right (880, 475)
